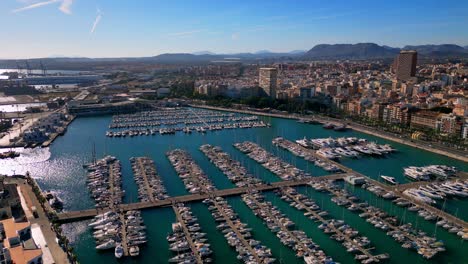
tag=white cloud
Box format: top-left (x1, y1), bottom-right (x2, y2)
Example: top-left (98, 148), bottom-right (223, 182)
top-left (12, 0), bottom-right (59, 13)
top-left (90, 10), bottom-right (102, 34)
top-left (59, 0), bottom-right (73, 14)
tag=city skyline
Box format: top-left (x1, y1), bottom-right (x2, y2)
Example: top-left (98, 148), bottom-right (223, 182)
top-left (1, 0), bottom-right (468, 59)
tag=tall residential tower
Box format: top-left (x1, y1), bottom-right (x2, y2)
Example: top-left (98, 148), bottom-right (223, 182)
top-left (393, 50), bottom-right (417, 81)
top-left (259, 68), bottom-right (277, 98)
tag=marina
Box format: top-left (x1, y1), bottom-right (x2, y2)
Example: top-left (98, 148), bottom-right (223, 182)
top-left (272, 137), bottom-right (343, 173)
top-left (205, 196), bottom-right (275, 264)
top-left (296, 137), bottom-right (396, 160)
top-left (242, 191), bottom-right (334, 263)
top-left (311, 180), bottom-right (447, 259)
top-left (268, 137), bottom-right (468, 229)
top-left (234, 141), bottom-right (311, 180)
top-left (4, 109), bottom-right (467, 264)
top-left (106, 108), bottom-right (270, 137)
top-left (278, 187), bottom-right (386, 263)
top-left (170, 203), bottom-right (211, 263)
top-left (85, 155), bottom-right (147, 258)
top-left (130, 157), bottom-right (169, 202)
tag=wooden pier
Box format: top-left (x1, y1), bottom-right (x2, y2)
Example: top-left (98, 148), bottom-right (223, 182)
top-left (56, 174), bottom-right (346, 223)
top-left (171, 205), bottom-right (203, 264)
top-left (281, 190), bottom-right (380, 262)
top-left (278, 138), bottom-right (468, 230)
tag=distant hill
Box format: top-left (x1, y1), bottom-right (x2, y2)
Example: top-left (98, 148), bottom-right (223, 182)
top-left (303, 43), bottom-right (399, 59)
top-left (254, 50), bottom-right (273, 54)
top-left (192, 51), bottom-right (216, 55)
top-left (402, 44), bottom-right (467, 56)
top-left (2, 44), bottom-right (468, 69)
top-left (288, 50), bottom-right (307, 55)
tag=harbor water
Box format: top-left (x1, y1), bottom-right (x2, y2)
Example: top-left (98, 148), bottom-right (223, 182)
top-left (1, 110), bottom-right (467, 264)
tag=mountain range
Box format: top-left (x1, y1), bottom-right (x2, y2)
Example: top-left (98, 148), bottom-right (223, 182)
top-left (302, 43), bottom-right (468, 59)
top-left (1, 44), bottom-right (467, 69)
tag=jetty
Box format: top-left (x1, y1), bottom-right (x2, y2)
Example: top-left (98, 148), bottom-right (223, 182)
top-left (317, 182), bottom-right (445, 259)
top-left (210, 198), bottom-right (264, 263)
top-left (243, 192), bottom-right (333, 262)
top-left (171, 204), bottom-right (204, 264)
top-left (56, 173), bottom-right (346, 223)
top-left (281, 188), bottom-right (380, 262)
top-left (130, 157), bottom-right (168, 202)
top-left (119, 213), bottom-right (130, 257)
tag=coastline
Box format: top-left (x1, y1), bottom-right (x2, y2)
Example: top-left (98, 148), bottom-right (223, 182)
top-left (190, 104), bottom-right (468, 163)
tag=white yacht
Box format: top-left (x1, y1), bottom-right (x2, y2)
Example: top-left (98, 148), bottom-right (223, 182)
top-left (381, 175), bottom-right (398, 185)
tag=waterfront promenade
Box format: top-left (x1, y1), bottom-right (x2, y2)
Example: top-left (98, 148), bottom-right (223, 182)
top-left (190, 104), bottom-right (468, 163)
top-left (56, 173), bottom-right (347, 223)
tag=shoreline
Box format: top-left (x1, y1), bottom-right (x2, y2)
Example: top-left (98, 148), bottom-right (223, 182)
top-left (190, 104), bottom-right (468, 163)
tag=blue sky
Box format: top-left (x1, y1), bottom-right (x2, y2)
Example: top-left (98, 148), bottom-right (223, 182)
top-left (1, 0), bottom-right (468, 58)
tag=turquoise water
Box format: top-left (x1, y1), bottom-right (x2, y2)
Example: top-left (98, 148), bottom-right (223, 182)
top-left (2, 110), bottom-right (467, 264)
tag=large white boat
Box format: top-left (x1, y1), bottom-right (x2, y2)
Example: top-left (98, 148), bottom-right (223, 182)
top-left (96, 239), bottom-right (116, 250)
top-left (295, 137), bottom-right (313, 148)
top-left (404, 167), bottom-right (430, 181)
top-left (381, 175), bottom-right (398, 185)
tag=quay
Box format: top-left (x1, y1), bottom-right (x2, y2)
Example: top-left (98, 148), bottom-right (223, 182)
top-left (56, 173), bottom-right (347, 223)
top-left (171, 204), bottom-right (203, 264)
top-left (281, 189), bottom-right (380, 261)
top-left (41, 115), bottom-right (76, 147)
